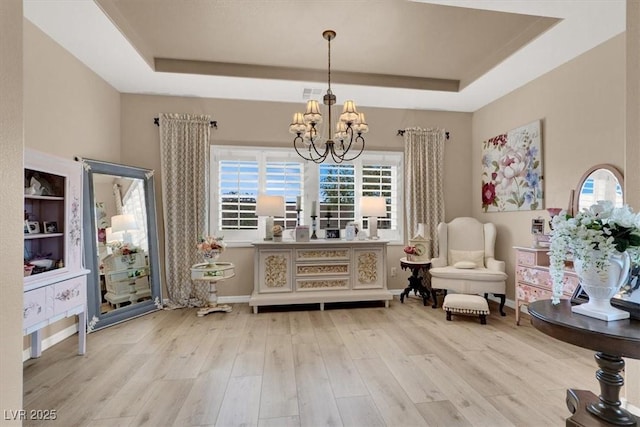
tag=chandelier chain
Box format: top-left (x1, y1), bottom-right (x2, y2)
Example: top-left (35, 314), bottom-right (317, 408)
top-left (327, 32), bottom-right (331, 96)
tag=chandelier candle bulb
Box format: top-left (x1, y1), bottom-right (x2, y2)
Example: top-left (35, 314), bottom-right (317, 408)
top-left (355, 113), bottom-right (369, 133)
top-left (311, 201), bottom-right (316, 216)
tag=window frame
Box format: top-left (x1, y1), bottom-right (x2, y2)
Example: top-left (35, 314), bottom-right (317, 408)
top-left (210, 145), bottom-right (404, 244)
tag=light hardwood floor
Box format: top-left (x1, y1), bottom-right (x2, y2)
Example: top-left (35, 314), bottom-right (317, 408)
top-left (23, 298), bottom-right (600, 427)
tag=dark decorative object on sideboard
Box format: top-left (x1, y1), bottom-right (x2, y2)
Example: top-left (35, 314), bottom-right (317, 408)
top-left (325, 229), bottom-right (340, 239)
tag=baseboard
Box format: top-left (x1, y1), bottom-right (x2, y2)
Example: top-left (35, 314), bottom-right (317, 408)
top-left (387, 289), bottom-right (515, 309)
top-left (23, 323), bottom-right (78, 362)
top-left (486, 294), bottom-right (517, 310)
top-left (621, 398), bottom-right (640, 416)
top-left (218, 295), bottom-right (251, 304)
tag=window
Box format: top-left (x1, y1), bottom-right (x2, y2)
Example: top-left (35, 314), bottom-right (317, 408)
top-left (121, 179), bottom-right (148, 252)
top-left (319, 164), bottom-right (354, 229)
top-left (211, 146), bottom-right (403, 242)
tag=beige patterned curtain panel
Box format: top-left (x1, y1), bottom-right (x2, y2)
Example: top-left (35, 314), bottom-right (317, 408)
top-left (159, 113), bottom-right (211, 307)
top-left (404, 127), bottom-right (446, 258)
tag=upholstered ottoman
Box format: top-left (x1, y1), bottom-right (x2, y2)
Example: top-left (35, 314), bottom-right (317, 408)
top-left (442, 294), bottom-right (490, 324)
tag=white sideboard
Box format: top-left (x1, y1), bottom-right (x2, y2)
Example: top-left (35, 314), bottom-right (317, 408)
top-left (250, 240), bottom-right (392, 313)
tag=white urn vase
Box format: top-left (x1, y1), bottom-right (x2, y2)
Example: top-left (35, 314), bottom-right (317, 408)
top-left (571, 250), bottom-right (631, 321)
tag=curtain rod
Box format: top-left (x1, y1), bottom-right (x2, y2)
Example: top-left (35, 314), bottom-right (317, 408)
top-left (396, 129), bottom-right (449, 140)
top-left (153, 117), bottom-right (218, 128)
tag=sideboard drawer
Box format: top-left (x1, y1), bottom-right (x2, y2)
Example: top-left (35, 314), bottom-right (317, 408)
top-left (516, 266), bottom-right (578, 296)
top-left (53, 276), bottom-right (86, 315)
top-left (24, 287), bottom-right (48, 330)
top-left (516, 266), bottom-right (552, 290)
top-left (516, 282), bottom-right (573, 303)
top-left (296, 277), bottom-right (349, 291)
top-left (516, 283), bottom-right (553, 303)
top-left (516, 249), bottom-right (550, 267)
top-left (296, 248), bottom-right (350, 261)
top-left (296, 263), bottom-right (350, 277)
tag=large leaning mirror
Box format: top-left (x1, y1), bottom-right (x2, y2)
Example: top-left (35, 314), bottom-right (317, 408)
top-left (573, 163), bottom-right (624, 214)
top-left (80, 158), bottom-right (162, 330)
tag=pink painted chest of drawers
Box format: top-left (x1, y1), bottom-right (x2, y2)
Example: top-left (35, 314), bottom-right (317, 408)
top-left (514, 246), bottom-right (579, 325)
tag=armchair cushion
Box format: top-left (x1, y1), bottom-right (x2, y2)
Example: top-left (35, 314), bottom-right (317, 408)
top-left (454, 261), bottom-right (477, 269)
top-left (449, 249), bottom-right (485, 268)
top-left (430, 266), bottom-right (507, 282)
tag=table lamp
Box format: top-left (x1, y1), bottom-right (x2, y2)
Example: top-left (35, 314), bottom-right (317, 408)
top-left (256, 195), bottom-right (285, 240)
top-left (360, 196), bottom-right (387, 239)
top-left (111, 214), bottom-right (138, 244)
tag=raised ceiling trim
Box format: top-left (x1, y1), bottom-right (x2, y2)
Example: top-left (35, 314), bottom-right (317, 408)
top-left (154, 58), bottom-right (460, 92)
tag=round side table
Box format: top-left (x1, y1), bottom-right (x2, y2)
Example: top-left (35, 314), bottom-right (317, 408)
top-left (190, 262), bottom-right (235, 317)
top-left (528, 299), bottom-right (639, 426)
top-left (399, 257), bottom-right (431, 306)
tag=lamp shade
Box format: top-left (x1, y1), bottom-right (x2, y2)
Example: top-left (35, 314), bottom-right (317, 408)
top-left (256, 195), bottom-right (285, 217)
top-left (360, 197), bottom-right (387, 217)
top-left (111, 214), bottom-right (138, 233)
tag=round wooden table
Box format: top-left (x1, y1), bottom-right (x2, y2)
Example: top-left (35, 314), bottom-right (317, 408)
top-left (528, 299), bottom-right (639, 426)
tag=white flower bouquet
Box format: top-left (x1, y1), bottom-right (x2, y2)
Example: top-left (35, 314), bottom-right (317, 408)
top-left (549, 201), bottom-right (640, 303)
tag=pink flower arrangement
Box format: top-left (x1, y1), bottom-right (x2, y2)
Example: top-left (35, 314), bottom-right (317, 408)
top-left (196, 235), bottom-right (225, 254)
top-left (403, 245), bottom-right (417, 255)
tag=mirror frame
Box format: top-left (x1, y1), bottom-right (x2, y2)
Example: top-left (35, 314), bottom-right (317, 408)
top-left (572, 163), bottom-right (624, 214)
top-left (80, 158), bottom-right (162, 330)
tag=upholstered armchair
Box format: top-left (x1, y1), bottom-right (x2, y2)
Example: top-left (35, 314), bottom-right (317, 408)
top-left (429, 217), bottom-right (507, 316)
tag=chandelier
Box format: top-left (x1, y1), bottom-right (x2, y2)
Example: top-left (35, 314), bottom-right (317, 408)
top-left (289, 30), bottom-right (369, 163)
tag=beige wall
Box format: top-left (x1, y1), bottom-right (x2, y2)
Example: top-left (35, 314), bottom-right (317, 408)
top-left (120, 95), bottom-right (473, 295)
top-left (472, 34), bottom-right (626, 302)
top-left (24, 20), bottom-right (121, 162)
top-left (21, 21), bottom-right (121, 349)
top-left (624, 0), bottom-right (640, 409)
top-left (1, 0), bottom-right (25, 421)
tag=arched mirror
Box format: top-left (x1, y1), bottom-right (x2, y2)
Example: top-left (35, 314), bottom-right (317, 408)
top-left (573, 164), bottom-right (624, 214)
top-left (80, 158), bottom-right (162, 330)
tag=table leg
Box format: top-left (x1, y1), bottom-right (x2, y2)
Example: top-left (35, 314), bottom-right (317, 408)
top-left (566, 353), bottom-right (638, 426)
top-left (78, 310), bottom-right (86, 355)
top-left (197, 281), bottom-right (232, 316)
top-left (401, 267), bottom-right (431, 305)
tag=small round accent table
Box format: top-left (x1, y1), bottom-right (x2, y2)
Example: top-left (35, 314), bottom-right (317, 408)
top-left (190, 262), bottom-right (235, 317)
top-left (528, 300), bottom-right (639, 426)
top-left (399, 257), bottom-right (431, 306)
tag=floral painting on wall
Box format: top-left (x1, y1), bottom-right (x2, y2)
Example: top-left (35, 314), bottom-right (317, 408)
top-left (481, 120), bottom-right (543, 212)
